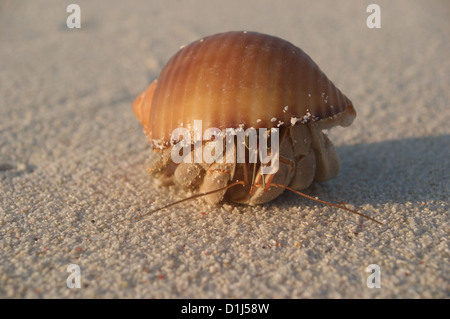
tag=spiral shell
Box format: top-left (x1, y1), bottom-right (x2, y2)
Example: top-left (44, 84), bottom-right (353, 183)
top-left (133, 31), bottom-right (356, 149)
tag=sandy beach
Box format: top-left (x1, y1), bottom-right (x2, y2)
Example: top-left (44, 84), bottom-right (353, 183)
top-left (0, 0), bottom-right (448, 298)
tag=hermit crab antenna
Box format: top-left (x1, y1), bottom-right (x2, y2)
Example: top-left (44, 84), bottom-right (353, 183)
top-left (122, 181), bottom-right (247, 223)
top-left (269, 183), bottom-right (383, 225)
top-left (111, 180), bottom-right (381, 226)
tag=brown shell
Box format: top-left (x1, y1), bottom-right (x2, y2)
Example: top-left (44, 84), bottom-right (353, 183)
top-left (133, 31), bottom-right (356, 148)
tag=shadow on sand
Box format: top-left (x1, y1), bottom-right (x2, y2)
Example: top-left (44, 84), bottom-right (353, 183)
top-left (278, 134), bottom-right (449, 207)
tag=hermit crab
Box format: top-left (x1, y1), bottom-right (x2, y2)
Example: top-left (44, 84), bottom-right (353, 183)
top-left (133, 31), bottom-right (379, 223)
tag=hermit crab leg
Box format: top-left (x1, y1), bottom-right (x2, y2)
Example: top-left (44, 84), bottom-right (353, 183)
top-left (132, 181), bottom-right (246, 221)
top-left (249, 171), bottom-right (273, 195)
top-left (248, 163), bottom-right (258, 196)
top-left (269, 183), bottom-right (383, 225)
top-left (120, 180), bottom-right (382, 226)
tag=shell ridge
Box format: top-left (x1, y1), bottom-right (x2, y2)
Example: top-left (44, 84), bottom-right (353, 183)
top-left (243, 32), bottom-right (268, 129)
top-left (152, 49), bottom-right (185, 146)
top-left (208, 33), bottom-right (238, 133)
top-left (269, 36), bottom-right (289, 127)
top-left (176, 43), bottom-right (198, 140)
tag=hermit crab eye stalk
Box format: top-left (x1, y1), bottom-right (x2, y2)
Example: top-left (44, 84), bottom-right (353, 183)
top-left (132, 31), bottom-right (380, 224)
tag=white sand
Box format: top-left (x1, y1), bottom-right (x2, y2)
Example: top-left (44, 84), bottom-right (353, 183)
top-left (0, 0), bottom-right (448, 298)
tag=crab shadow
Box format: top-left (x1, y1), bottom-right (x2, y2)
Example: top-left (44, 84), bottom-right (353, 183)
top-left (276, 134), bottom-right (449, 207)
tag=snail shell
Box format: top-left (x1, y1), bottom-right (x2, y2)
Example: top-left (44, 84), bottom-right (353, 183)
top-left (133, 31), bottom-right (356, 149)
